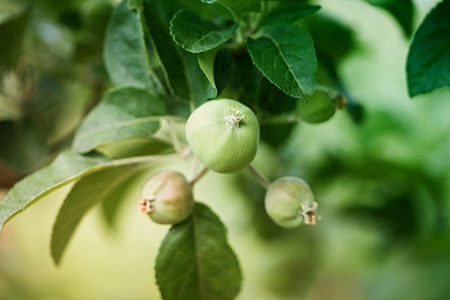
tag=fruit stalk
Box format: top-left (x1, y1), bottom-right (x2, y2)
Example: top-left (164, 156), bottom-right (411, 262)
top-left (190, 167), bottom-right (209, 186)
top-left (247, 165), bottom-right (270, 189)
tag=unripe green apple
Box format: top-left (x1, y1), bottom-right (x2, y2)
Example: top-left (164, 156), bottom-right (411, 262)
top-left (298, 89), bottom-right (337, 124)
top-left (185, 99), bottom-right (260, 173)
top-left (265, 176), bottom-right (318, 228)
top-left (139, 170), bottom-right (194, 224)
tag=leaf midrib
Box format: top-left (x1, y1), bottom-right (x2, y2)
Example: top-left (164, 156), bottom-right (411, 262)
top-left (261, 34), bottom-right (307, 97)
top-left (77, 115), bottom-right (164, 141)
top-left (192, 208), bottom-right (208, 299)
top-left (187, 24), bottom-right (236, 52)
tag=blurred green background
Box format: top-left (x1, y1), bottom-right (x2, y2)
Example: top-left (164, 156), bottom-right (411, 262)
top-left (1, 0), bottom-right (449, 299)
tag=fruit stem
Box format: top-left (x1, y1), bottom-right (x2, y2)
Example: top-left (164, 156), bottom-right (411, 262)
top-left (247, 165), bottom-right (270, 189)
top-left (190, 167), bottom-right (209, 186)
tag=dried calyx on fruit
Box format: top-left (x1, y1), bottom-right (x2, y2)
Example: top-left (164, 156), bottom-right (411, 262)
top-left (264, 176), bottom-right (319, 228)
top-left (139, 170), bottom-right (194, 225)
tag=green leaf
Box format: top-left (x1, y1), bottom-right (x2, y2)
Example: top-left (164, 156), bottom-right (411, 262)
top-left (0, 148), bottom-right (172, 233)
top-left (183, 52), bottom-right (217, 107)
top-left (407, 0), bottom-right (450, 97)
top-left (198, 48), bottom-right (219, 93)
top-left (305, 14), bottom-right (355, 64)
top-left (256, 76), bottom-right (297, 114)
top-left (97, 137), bottom-right (174, 159)
top-left (255, 77), bottom-right (297, 148)
top-left (0, 2), bottom-right (30, 69)
top-left (0, 150), bottom-right (111, 232)
top-left (100, 165), bottom-right (155, 229)
top-left (366, 0), bottom-right (414, 36)
top-left (100, 170), bottom-right (141, 229)
top-left (170, 10), bottom-right (238, 53)
top-left (155, 202), bottom-right (242, 300)
top-left (0, 1), bottom-right (26, 24)
top-left (141, 1), bottom-right (216, 104)
top-left (248, 24), bottom-right (317, 98)
top-left (142, 0), bottom-right (190, 99)
top-left (104, 0), bottom-right (163, 92)
top-left (73, 87), bottom-right (166, 153)
top-left (262, 3), bottom-right (320, 27)
top-left (201, 0), bottom-right (261, 18)
top-left (51, 166), bottom-right (141, 264)
top-left (128, 0), bottom-right (143, 10)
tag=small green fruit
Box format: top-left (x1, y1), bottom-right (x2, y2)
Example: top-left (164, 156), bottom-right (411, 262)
top-left (139, 170), bottom-right (194, 224)
top-left (185, 99), bottom-right (259, 173)
top-left (298, 89), bottom-right (337, 124)
top-left (265, 177), bottom-right (318, 228)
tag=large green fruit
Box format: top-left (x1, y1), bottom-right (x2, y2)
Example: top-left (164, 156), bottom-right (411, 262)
top-left (265, 176), bottom-right (318, 228)
top-left (140, 170), bottom-right (194, 224)
top-left (185, 99), bottom-right (260, 173)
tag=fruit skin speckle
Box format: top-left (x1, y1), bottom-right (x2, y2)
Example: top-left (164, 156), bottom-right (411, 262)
top-left (186, 99), bottom-right (260, 173)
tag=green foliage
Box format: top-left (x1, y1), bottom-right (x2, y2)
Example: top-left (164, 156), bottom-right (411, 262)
top-left (51, 165), bottom-right (141, 264)
top-left (261, 3), bottom-right (320, 27)
top-left (155, 203), bottom-right (242, 300)
top-left (198, 49), bottom-right (219, 93)
top-left (1, 0), bottom-right (449, 299)
top-left (0, 150), bottom-right (111, 231)
top-left (170, 10), bottom-right (238, 53)
top-left (201, 0), bottom-right (260, 18)
top-left (305, 14), bottom-right (355, 64)
top-left (406, 0), bottom-right (450, 97)
top-left (142, 0), bottom-right (191, 100)
top-left (73, 87), bottom-right (166, 153)
top-left (0, 1), bottom-right (30, 69)
top-left (248, 24), bottom-right (317, 98)
top-left (181, 51), bottom-right (217, 107)
top-left (366, 0), bottom-right (415, 36)
top-left (100, 168), bottom-right (148, 228)
top-left (104, 0), bottom-right (163, 92)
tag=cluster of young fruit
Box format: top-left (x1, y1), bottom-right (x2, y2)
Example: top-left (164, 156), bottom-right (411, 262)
top-left (139, 99), bottom-right (318, 227)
